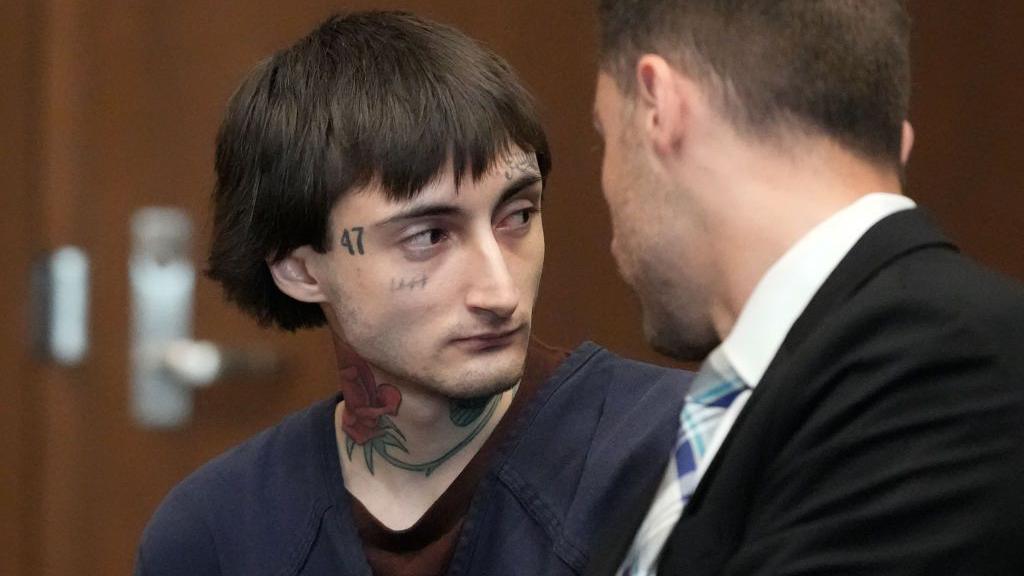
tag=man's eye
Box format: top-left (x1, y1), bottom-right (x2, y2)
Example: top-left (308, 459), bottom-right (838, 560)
top-left (404, 228), bottom-right (449, 249)
top-left (498, 207), bottom-right (539, 230)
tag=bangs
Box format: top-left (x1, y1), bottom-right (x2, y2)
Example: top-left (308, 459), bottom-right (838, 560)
top-left (315, 11), bottom-right (551, 202)
top-left (209, 11), bottom-right (550, 331)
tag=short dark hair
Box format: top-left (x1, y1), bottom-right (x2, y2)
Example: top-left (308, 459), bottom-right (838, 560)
top-left (208, 11), bottom-right (551, 331)
top-left (598, 0), bottom-right (910, 168)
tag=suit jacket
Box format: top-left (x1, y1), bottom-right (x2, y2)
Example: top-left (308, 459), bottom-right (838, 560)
top-left (588, 209), bottom-right (1024, 575)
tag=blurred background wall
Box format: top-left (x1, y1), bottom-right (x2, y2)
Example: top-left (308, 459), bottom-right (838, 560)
top-left (2, 1), bottom-right (1021, 574)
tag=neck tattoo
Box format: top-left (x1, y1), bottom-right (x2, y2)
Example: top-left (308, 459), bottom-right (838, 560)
top-left (338, 356), bottom-right (500, 477)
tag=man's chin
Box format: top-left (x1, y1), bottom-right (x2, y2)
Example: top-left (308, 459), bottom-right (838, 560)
top-left (446, 375), bottom-right (520, 400)
top-left (441, 365), bottom-right (523, 399)
top-left (643, 308), bottom-right (717, 362)
top-left (439, 345), bottom-right (527, 399)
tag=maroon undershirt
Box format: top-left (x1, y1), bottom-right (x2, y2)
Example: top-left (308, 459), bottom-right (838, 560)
top-left (348, 338), bottom-right (569, 576)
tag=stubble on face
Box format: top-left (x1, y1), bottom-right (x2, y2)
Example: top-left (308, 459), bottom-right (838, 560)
top-left (319, 154), bottom-right (543, 400)
top-left (327, 272), bottom-right (524, 401)
top-left (634, 256), bottom-right (719, 361)
top-left (595, 73), bottom-right (720, 361)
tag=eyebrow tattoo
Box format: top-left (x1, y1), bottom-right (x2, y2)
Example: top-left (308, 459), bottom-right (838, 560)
top-left (499, 173), bottom-right (543, 205)
top-left (504, 154), bottom-right (540, 181)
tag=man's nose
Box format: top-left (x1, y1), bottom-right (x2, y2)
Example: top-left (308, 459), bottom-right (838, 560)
top-left (465, 234), bottom-right (520, 319)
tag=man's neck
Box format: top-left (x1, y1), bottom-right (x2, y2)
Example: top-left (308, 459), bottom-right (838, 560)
top-left (334, 387), bottom-right (516, 530)
top-left (697, 135), bottom-right (904, 339)
top-left (343, 376), bottom-right (509, 477)
top-left (328, 334), bottom-right (517, 529)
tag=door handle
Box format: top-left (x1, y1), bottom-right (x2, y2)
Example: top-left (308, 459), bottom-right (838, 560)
top-left (32, 246), bottom-right (90, 366)
top-left (130, 207), bottom-right (282, 428)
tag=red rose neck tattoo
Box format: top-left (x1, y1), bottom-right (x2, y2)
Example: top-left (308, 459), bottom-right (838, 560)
top-left (335, 345), bottom-right (497, 477)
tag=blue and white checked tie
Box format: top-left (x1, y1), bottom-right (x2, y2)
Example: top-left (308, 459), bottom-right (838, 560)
top-left (618, 348), bottom-right (749, 576)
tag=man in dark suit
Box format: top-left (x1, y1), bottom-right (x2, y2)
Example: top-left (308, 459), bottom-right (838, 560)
top-left (589, 1), bottom-right (1024, 574)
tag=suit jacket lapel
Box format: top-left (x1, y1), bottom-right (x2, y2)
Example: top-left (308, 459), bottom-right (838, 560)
top-left (778, 208), bottom-right (957, 358)
top-left (654, 208), bottom-right (957, 573)
top-left (682, 208), bottom-right (957, 514)
top-left (590, 209), bottom-right (957, 576)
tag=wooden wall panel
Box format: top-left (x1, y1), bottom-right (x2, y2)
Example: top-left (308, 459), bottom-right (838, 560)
top-left (0, 3), bottom-right (39, 575)
top-left (907, 1), bottom-right (1024, 283)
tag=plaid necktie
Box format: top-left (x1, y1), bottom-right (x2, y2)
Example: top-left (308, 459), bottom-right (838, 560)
top-left (618, 348), bottom-right (748, 575)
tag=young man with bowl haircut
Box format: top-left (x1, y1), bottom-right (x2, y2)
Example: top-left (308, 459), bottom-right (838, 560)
top-left (135, 11), bottom-right (690, 576)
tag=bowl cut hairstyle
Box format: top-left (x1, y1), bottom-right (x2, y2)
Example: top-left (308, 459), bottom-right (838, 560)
top-left (598, 0), bottom-right (910, 170)
top-left (208, 11), bottom-right (551, 331)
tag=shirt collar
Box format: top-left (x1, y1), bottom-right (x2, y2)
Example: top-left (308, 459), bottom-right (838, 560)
top-left (720, 193), bottom-right (916, 387)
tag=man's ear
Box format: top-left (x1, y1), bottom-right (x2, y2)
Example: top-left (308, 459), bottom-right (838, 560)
top-left (635, 54), bottom-right (694, 158)
top-left (900, 120), bottom-right (915, 166)
top-left (268, 246), bottom-right (329, 303)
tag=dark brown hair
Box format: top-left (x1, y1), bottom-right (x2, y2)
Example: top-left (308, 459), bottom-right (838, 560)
top-left (598, 0), bottom-right (910, 168)
top-left (208, 11), bottom-right (551, 331)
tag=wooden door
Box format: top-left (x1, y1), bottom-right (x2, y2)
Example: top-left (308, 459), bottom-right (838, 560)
top-left (5, 2), bottom-right (1022, 576)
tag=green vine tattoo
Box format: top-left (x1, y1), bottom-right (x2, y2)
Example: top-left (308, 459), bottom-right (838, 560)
top-left (450, 396), bottom-right (491, 426)
top-left (345, 395), bottom-right (499, 477)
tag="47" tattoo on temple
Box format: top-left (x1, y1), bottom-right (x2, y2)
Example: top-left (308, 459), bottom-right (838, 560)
top-left (340, 227), bottom-right (365, 255)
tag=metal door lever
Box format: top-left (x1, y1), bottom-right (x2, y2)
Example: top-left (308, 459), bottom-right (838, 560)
top-left (130, 208), bottom-right (281, 428)
top-left (161, 338), bottom-right (281, 388)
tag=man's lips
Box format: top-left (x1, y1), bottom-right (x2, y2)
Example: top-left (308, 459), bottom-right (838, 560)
top-left (451, 325), bottom-right (525, 349)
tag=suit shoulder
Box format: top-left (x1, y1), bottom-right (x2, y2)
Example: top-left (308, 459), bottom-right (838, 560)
top-left (856, 249), bottom-right (1024, 374)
